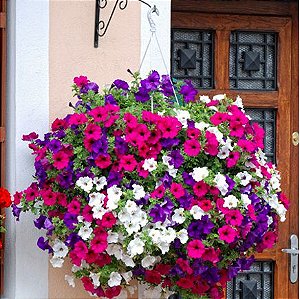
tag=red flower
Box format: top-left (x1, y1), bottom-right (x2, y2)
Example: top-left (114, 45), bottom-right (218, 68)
top-left (40, 189), bottom-right (57, 206)
top-left (145, 270), bottom-right (162, 285)
top-left (74, 75), bottom-right (89, 87)
top-left (51, 118), bottom-right (67, 131)
top-left (176, 276), bottom-right (194, 289)
top-left (0, 188), bottom-right (11, 208)
top-left (105, 286), bottom-right (122, 299)
top-left (155, 263), bottom-right (171, 275)
top-left (119, 154), bottom-right (137, 172)
top-left (170, 183), bottom-right (185, 199)
top-left (193, 181), bottom-right (209, 197)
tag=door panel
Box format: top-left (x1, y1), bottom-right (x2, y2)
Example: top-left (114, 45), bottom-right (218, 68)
top-left (172, 3), bottom-right (298, 298)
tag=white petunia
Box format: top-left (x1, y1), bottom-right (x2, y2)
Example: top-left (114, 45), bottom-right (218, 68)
top-left (125, 200), bottom-right (138, 214)
top-left (65, 275), bottom-right (75, 288)
top-left (89, 192), bottom-right (105, 207)
top-left (174, 109), bottom-right (190, 128)
top-left (199, 95), bottom-right (211, 103)
top-left (106, 244), bottom-right (123, 260)
top-left (132, 184), bottom-right (146, 200)
top-left (108, 272), bottom-right (122, 287)
top-left (92, 206), bottom-right (107, 219)
top-left (141, 256), bottom-right (156, 268)
top-left (194, 121), bottom-right (210, 131)
top-left (177, 229), bottom-right (188, 244)
top-left (122, 255), bottom-right (135, 267)
top-left (241, 194), bottom-right (251, 208)
top-left (93, 176), bottom-right (107, 191)
top-left (233, 95), bottom-right (244, 109)
top-left (223, 195), bottom-right (239, 209)
top-left (191, 167), bottom-right (209, 182)
top-left (127, 238), bottom-right (145, 257)
top-left (89, 272), bottom-right (101, 288)
top-left (124, 222), bottom-right (140, 235)
top-left (236, 171), bottom-right (252, 186)
top-left (122, 271), bottom-right (133, 284)
top-left (162, 155), bottom-right (173, 168)
top-left (107, 231), bottom-right (119, 243)
top-left (214, 173), bottom-right (229, 196)
top-left (149, 229), bottom-right (161, 243)
top-left (107, 185), bottom-right (122, 201)
top-left (53, 239), bottom-right (68, 258)
top-left (78, 222), bottom-right (93, 240)
top-left (190, 205), bottom-right (205, 220)
top-left (157, 241), bottom-right (170, 254)
top-left (143, 158), bottom-right (157, 172)
top-left (164, 227), bottom-right (177, 243)
top-left (217, 145), bottom-right (230, 159)
top-left (270, 176), bottom-right (281, 191)
top-left (172, 208), bottom-right (186, 224)
top-left (50, 256), bottom-right (64, 268)
top-left (213, 94), bottom-right (225, 101)
top-left (76, 176), bottom-right (93, 193)
top-left (118, 209), bottom-right (131, 224)
top-left (168, 168), bottom-right (178, 178)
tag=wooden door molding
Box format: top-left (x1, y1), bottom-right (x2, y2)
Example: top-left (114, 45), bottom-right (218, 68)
top-left (172, 2), bottom-right (298, 298)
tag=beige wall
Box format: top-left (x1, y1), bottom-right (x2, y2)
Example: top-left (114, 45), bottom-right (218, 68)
top-left (49, 1), bottom-right (141, 298)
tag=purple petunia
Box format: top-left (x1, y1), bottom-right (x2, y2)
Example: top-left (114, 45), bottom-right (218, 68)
top-left (113, 79), bottom-right (129, 90)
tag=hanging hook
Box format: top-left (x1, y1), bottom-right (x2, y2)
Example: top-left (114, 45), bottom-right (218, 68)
top-left (147, 5), bottom-right (159, 33)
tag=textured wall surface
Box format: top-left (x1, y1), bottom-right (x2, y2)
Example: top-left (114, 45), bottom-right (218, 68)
top-left (48, 1), bottom-right (141, 298)
top-left (5, 0), bottom-right (50, 298)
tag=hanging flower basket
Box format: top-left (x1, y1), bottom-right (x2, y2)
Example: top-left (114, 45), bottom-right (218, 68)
top-left (12, 71), bottom-right (289, 299)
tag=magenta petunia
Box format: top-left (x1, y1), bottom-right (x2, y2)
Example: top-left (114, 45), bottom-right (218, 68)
top-left (218, 225), bottom-right (238, 243)
top-left (187, 239), bottom-right (205, 258)
top-left (184, 139), bottom-right (201, 156)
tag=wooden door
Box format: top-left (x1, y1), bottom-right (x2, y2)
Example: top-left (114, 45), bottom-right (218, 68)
top-left (171, 1), bottom-right (298, 299)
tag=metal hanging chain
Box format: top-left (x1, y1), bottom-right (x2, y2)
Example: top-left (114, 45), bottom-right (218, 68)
top-left (139, 5), bottom-right (180, 108)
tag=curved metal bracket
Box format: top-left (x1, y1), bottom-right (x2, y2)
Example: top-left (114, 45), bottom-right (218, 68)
top-left (94, 0), bottom-right (153, 48)
top-left (147, 5), bottom-right (159, 33)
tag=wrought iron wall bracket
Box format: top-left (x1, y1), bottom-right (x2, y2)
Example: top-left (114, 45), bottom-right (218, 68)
top-left (94, 0), bottom-right (151, 48)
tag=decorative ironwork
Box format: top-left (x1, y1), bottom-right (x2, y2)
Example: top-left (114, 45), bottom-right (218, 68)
top-left (171, 29), bottom-right (214, 89)
top-left (94, 0), bottom-right (151, 48)
top-left (230, 31), bottom-right (277, 90)
top-left (245, 108), bottom-right (276, 164)
top-left (227, 261), bottom-right (274, 299)
top-left (244, 51), bottom-right (260, 71)
top-left (178, 48), bottom-right (197, 69)
top-left (241, 280), bottom-right (258, 299)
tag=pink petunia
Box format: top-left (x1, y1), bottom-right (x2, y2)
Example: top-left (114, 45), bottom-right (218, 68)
top-left (51, 118), bottom-right (68, 131)
top-left (73, 75), bottom-right (89, 87)
top-left (226, 151), bottom-right (240, 168)
top-left (184, 139), bottom-right (201, 156)
top-left (84, 123), bottom-right (102, 140)
top-left (187, 239), bottom-right (205, 258)
top-left (187, 128), bottom-right (201, 139)
top-left (224, 209), bottom-right (243, 226)
top-left (101, 212), bottom-right (116, 228)
top-left (218, 225), bottom-right (238, 243)
top-left (119, 154), bottom-right (137, 172)
top-left (68, 113), bottom-right (88, 126)
top-left (56, 193), bottom-right (68, 207)
top-left (170, 183), bottom-right (185, 199)
top-left (73, 240), bottom-right (88, 260)
top-left (237, 139), bottom-right (256, 153)
top-left (89, 106), bottom-right (108, 122)
top-left (135, 124), bottom-right (151, 141)
top-left (95, 154), bottom-right (111, 169)
top-left (53, 151), bottom-right (70, 169)
top-left (202, 247), bottom-right (220, 264)
top-left (176, 258), bottom-right (193, 274)
top-left (193, 181), bottom-right (209, 197)
top-left (90, 231), bottom-right (108, 253)
top-left (82, 205), bottom-right (94, 222)
top-left (67, 199), bottom-right (81, 215)
top-left (40, 189), bottom-right (57, 206)
top-left (229, 121), bottom-right (244, 138)
top-left (157, 117), bottom-right (182, 138)
top-left (199, 199), bottom-right (213, 212)
top-left (151, 185), bottom-right (165, 199)
top-left (24, 184), bottom-right (39, 202)
top-left (13, 191), bottom-right (22, 205)
top-left (210, 112), bottom-right (228, 126)
top-left (204, 131), bottom-right (219, 156)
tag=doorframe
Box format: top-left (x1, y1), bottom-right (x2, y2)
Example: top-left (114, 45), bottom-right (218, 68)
top-left (172, 1), bottom-right (298, 298)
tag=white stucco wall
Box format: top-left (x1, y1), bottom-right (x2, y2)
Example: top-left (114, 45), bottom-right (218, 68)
top-left (140, 0), bottom-right (171, 76)
top-left (5, 0), bottom-right (49, 298)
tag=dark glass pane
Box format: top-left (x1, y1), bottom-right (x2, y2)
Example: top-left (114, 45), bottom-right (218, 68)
top-left (245, 108), bottom-right (276, 164)
top-left (227, 261), bottom-right (274, 299)
top-left (171, 29), bottom-right (214, 89)
top-left (230, 31), bottom-right (277, 90)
